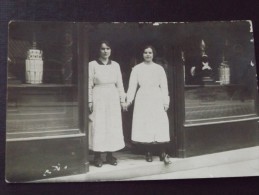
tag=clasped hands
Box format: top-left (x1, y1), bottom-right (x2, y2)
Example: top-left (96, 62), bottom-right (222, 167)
top-left (122, 102), bottom-right (169, 112)
top-left (88, 102), bottom-right (129, 112)
top-left (89, 102), bottom-right (169, 112)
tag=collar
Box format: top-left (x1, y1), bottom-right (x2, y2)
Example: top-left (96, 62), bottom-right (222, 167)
top-left (202, 62), bottom-right (212, 70)
top-left (96, 59), bottom-right (112, 65)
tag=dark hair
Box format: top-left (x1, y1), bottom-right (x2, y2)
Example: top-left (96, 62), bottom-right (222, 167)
top-left (98, 40), bottom-right (112, 50)
top-left (143, 45), bottom-right (157, 57)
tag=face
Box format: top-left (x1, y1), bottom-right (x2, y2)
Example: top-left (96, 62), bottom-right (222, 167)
top-left (143, 47), bottom-right (153, 62)
top-left (99, 43), bottom-right (111, 59)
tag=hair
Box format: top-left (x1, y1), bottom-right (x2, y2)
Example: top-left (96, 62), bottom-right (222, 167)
top-left (143, 45), bottom-right (157, 58)
top-left (98, 40), bottom-right (112, 50)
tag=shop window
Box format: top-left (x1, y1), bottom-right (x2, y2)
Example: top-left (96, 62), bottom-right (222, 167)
top-left (6, 22), bottom-right (80, 140)
top-left (182, 23), bottom-right (258, 125)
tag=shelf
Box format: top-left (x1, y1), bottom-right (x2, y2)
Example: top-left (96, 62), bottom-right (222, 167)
top-left (8, 84), bottom-right (76, 88)
top-left (6, 128), bottom-right (84, 142)
top-left (184, 114), bottom-right (259, 127)
top-left (184, 84), bottom-right (242, 88)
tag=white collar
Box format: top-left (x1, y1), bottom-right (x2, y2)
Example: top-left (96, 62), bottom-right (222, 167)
top-left (202, 62), bottom-right (212, 70)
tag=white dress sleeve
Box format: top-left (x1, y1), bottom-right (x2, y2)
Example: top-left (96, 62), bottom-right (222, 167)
top-left (115, 63), bottom-right (126, 103)
top-left (88, 62), bottom-right (94, 103)
top-left (160, 67), bottom-right (170, 106)
top-left (126, 67), bottom-right (138, 104)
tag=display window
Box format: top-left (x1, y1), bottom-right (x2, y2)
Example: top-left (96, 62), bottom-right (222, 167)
top-left (7, 22), bottom-right (82, 141)
top-left (182, 22), bottom-right (258, 125)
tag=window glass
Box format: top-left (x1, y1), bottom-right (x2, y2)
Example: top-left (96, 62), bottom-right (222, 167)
top-left (7, 22), bottom-right (79, 140)
top-left (183, 22), bottom-right (257, 124)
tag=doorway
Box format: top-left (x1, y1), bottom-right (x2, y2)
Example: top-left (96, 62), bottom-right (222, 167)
top-left (85, 22), bottom-right (179, 157)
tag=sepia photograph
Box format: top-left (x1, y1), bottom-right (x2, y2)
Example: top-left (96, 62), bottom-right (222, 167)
top-left (5, 21), bottom-right (259, 183)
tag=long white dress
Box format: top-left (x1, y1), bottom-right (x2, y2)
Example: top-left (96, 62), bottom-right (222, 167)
top-left (88, 60), bottom-right (125, 152)
top-left (127, 62), bottom-right (170, 143)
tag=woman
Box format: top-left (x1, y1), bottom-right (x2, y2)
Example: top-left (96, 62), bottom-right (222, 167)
top-left (88, 41), bottom-right (127, 167)
top-left (127, 45), bottom-right (171, 165)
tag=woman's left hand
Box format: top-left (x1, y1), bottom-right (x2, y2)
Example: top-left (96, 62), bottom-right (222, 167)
top-left (121, 102), bottom-right (128, 111)
top-left (164, 104), bottom-right (169, 112)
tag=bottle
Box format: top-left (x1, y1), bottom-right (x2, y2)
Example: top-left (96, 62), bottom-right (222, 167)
top-left (219, 60), bottom-right (230, 85)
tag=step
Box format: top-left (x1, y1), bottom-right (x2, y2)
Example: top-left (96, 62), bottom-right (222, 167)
top-left (33, 146), bottom-right (259, 182)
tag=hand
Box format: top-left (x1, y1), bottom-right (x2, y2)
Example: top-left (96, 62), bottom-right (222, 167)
top-left (164, 104), bottom-right (169, 112)
top-left (121, 102), bottom-right (128, 111)
top-left (89, 102), bottom-right (93, 112)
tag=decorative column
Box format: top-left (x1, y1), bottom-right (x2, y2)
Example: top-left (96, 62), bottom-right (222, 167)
top-left (200, 39), bottom-right (206, 56)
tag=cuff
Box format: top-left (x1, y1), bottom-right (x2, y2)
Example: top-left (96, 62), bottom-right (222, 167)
top-left (163, 95), bottom-right (170, 105)
top-left (88, 96), bottom-right (93, 103)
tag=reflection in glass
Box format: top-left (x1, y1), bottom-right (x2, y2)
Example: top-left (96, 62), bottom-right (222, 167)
top-left (183, 24), bottom-right (257, 124)
top-left (7, 22), bottom-right (79, 140)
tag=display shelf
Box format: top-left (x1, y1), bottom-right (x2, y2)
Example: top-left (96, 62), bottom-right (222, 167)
top-left (8, 83), bottom-right (76, 88)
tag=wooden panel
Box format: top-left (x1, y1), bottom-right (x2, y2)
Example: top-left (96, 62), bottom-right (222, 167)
top-left (6, 136), bottom-right (88, 182)
top-left (6, 22), bottom-right (89, 182)
top-left (182, 119), bottom-right (259, 157)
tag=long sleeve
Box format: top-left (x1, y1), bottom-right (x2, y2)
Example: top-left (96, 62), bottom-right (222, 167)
top-left (126, 67), bottom-right (138, 104)
top-left (88, 62), bottom-right (94, 103)
top-left (160, 68), bottom-right (170, 105)
top-left (115, 63), bottom-right (126, 103)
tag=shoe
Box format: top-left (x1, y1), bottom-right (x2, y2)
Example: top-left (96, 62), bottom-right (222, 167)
top-left (160, 152), bottom-right (172, 165)
top-left (159, 152), bottom-right (165, 161)
top-left (106, 155), bottom-right (118, 166)
top-left (94, 157), bottom-right (103, 167)
top-left (145, 152), bottom-right (153, 162)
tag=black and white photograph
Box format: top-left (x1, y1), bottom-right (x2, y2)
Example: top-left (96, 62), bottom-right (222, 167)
top-left (5, 21), bottom-right (259, 183)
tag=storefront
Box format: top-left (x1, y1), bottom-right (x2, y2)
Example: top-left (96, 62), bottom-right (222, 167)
top-left (6, 21), bottom-right (259, 182)
top-left (6, 22), bottom-right (89, 182)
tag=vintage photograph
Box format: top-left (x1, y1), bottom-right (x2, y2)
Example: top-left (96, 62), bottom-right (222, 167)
top-left (5, 21), bottom-right (259, 182)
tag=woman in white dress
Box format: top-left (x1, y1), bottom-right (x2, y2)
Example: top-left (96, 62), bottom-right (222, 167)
top-left (88, 41), bottom-right (127, 167)
top-left (127, 45), bottom-right (171, 164)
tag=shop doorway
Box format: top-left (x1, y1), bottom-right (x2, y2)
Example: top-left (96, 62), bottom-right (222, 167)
top-left (85, 23), bottom-right (179, 157)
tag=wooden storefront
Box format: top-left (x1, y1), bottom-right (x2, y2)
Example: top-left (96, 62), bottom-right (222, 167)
top-left (6, 21), bottom-right (259, 182)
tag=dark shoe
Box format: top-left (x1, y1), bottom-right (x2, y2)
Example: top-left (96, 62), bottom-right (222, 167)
top-left (106, 155), bottom-right (118, 166)
top-left (145, 152), bottom-right (153, 162)
top-left (94, 157), bottom-right (103, 167)
top-left (160, 152), bottom-right (171, 165)
top-left (159, 152), bottom-right (165, 161)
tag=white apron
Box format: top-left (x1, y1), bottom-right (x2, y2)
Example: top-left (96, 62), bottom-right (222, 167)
top-left (88, 60), bottom-right (125, 151)
top-left (127, 62), bottom-right (170, 143)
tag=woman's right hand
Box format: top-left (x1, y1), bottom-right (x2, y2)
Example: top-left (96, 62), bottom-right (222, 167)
top-left (164, 104), bottom-right (169, 112)
top-left (89, 102), bottom-right (93, 112)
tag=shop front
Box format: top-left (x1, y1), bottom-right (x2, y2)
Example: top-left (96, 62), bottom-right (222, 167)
top-left (6, 22), bottom-right (89, 182)
top-left (6, 21), bottom-right (259, 182)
